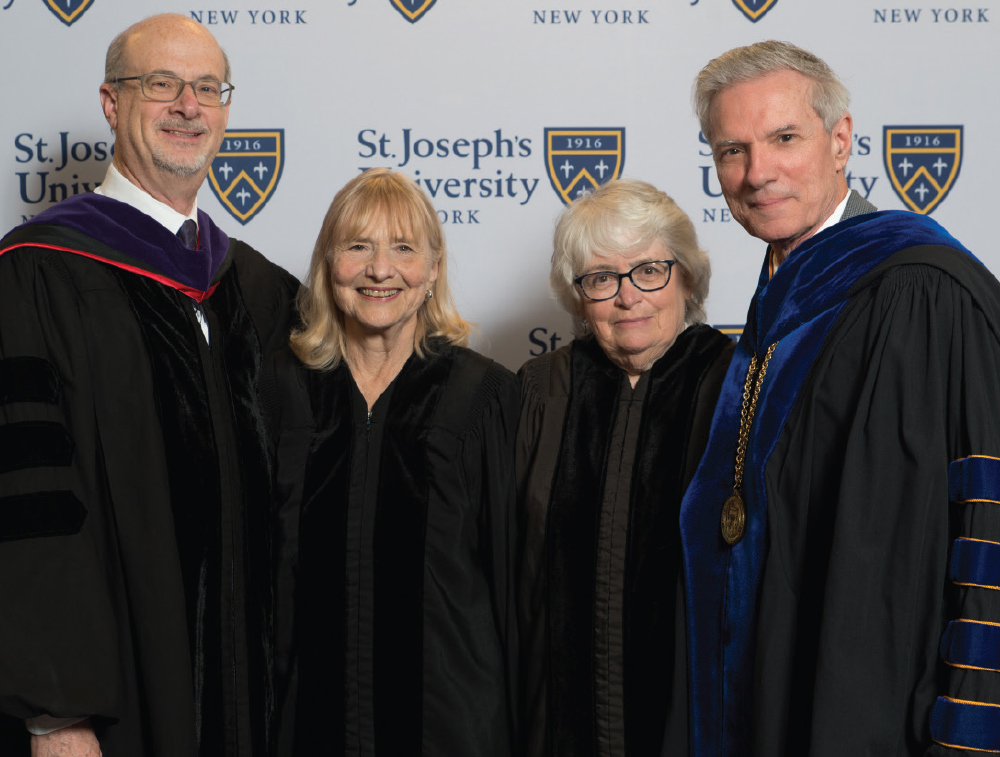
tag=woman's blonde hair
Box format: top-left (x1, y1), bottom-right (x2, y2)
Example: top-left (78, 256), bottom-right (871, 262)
top-left (291, 168), bottom-right (471, 369)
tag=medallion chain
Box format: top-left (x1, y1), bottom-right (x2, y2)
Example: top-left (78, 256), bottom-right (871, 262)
top-left (720, 340), bottom-right (779, 546)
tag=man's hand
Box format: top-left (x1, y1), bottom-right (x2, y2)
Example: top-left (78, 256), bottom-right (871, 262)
top-left (30, 722), bottom-right (101, 757)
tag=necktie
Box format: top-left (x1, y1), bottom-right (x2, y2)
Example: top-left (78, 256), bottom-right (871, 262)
top-left (177, 219), bottom-right (198, 249)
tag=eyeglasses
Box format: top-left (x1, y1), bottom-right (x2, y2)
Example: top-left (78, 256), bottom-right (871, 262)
top-left (574, 259), bottom-right (676, 301)
top-left (112, 73), bottom-right (234, 107)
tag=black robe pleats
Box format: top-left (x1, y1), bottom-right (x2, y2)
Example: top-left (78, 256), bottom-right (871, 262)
top-left (516, 325), bottom-right (734, 757)
top-left (270, 342), bottom-right (519, 757)
top-left (0, 218), bottom-right (297, 756)
top-left (681, 210), bottom-right (1000, 755)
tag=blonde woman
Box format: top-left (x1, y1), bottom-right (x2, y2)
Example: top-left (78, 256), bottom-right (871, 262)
top-left (270, 168), bottom-right (517, 756)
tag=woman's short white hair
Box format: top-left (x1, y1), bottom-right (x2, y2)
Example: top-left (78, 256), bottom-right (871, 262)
top-left (550, 179), bottom-right (711, 335)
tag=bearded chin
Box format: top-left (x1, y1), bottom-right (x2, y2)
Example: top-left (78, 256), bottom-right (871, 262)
top-left (151, 148), bottom-right (208, 178)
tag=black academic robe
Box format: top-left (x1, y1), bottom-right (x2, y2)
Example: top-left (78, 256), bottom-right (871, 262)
top-left (270, 342), bottom-right (519, 756)
top-left (0, 195), bottom-right (298, 756)
top-left (516, 326), bottom-right (734, 757)
top-left (681, 211), bottom-right (1000, 755)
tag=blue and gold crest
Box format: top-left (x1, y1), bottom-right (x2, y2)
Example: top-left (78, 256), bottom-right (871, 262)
top-left (714, 324), bottom-right (744, 343)
top-left (390, 0), bottom-right (437, 23)
top-left (883, 126), bottom-right (963, 215)
top-left (208, 130), bottom-right (284, 226)
top-left (731, 0), bottom-right (778, 22)
top-left (42, 0), bottom-right (94, 25)
top-left (544, 128), bottom-right (625, 205)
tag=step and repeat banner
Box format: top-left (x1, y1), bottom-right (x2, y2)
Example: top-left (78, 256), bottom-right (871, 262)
top-left (2, 0), bottom-right (996, 369)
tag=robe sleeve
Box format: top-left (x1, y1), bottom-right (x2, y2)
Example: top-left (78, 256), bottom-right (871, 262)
top-left (229, 241), bottom-right (300, 360)
top-left (513, 352), bottom-right (569, 757)
top-left (774, 260), bottom-right (1000, 754)
top-left (514, 360), bottom-right (545, 504)
top-left (0, 248), bottom-right (121, 725)
top-left (464, 362), bottom-right (521, 751)
top-left (916, 265), bottom-right (1000, 754)
top-left (261, 347), bottom-right (314, 757)
top-left (514, 353), bottom-right (567, 589)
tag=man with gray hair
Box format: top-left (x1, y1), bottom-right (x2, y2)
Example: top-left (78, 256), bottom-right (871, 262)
top-left (677, 40), bottom-right (1000, 754)
top-left (0, 13), bottom-right (295, 756)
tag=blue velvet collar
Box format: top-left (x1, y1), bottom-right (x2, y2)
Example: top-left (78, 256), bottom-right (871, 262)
top-left (680, 210), bottom-right (969, 756)
top-left (8, 192), bottom-right (230, 296)
top-left (746, 210), bottom-right (968, 350)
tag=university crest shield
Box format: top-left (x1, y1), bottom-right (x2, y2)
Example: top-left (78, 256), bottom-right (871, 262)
top-left (544, 128), bottom-right (625, 205)
top-left (883, 126), bottom-right (963, 215)
top-left (390, 0), bottom-right (437, 23)
top-left (731, 0), bottom-right (778, 22)
top-left (208, 130), bottom-right (284, 225)
top-left (42, 0), bottom-right (94, 25)
top-left (713, 324), bottom-right (744, 343)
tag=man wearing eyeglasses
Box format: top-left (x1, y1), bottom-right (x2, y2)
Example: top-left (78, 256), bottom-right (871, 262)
top-left (0, 13), bottom-right (296, 757)
top-left (676, 40), bottom-right (1000, 756)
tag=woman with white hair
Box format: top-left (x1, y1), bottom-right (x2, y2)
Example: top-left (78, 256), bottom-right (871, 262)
top-left (516, 179), bottom-right (733, 757)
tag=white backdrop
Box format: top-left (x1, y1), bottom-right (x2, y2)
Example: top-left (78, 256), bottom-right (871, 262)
top-left (2, 0), bottom-right (996, 370)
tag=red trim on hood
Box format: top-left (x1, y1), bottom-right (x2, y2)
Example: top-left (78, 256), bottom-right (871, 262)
top-left (0, 242), bottom-right (218, 302)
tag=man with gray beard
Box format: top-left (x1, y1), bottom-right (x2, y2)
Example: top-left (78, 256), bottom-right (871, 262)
top-left (0, 13), bottom-right (296, 756)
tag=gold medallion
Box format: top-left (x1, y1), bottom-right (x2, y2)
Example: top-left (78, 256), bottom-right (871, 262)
top-left (721, 492), bottom-right (746, 546)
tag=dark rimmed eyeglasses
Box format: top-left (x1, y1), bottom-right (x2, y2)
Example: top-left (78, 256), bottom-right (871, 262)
top-left (111, 73), bottom-right (234, 107)
top-left (574, 259), bottom-right (676, 301)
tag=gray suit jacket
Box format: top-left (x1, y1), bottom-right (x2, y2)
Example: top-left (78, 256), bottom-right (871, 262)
top-left (764, 190), bottom-right (877, 271)
top-left (840, 188), bottom-right (877, 220)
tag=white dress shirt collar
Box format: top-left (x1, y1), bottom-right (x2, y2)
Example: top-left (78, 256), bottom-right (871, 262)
top-left (816, 191), bottom-right (852, 237)
top-left (94, 163), bottom-right (199, 235)
top-left (93, 163), bottom-right (211, 343)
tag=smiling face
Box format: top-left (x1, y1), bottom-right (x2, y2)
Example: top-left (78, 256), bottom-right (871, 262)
top-left (330, 219), bottom-right (439, 346)
top-left (709, 69), bottom-right (852, 263)
top-left (100, 16), bottom-right (229, 212)
top-left (580, 239), bottom-right (689, 380)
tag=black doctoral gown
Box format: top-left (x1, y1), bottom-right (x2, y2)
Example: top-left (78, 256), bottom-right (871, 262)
top-left (269, 342), bottom-right (519, 756)
top-left (516, 325), bottom-right (734, 757)
top-left (0, 194), bottom-right (297, 756)
top-left (681, 210), bottom-right (1000, 755)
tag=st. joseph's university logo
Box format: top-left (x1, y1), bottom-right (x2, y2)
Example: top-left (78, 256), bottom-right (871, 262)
top-left (883, 126), bottom-right (962, 214)
top-left (731, 0), bottom-right (778, 22)
top-left (544, 128), bottom-right (625, 204)
top-left (390, 0), bottom-right (437, 22)
top-left (43, 0), bottom-right (94, 25)
top-left (208, 130), bottom-right (284, 225)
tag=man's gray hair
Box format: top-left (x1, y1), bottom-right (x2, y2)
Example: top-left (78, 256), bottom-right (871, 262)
top-left (694, 40), bottom-right (849, 140)
top-left (104, 16), bottom-right (232, 87)
top-left (104, 27), bottom-right (132, 85)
